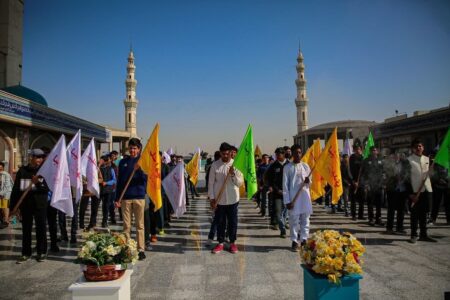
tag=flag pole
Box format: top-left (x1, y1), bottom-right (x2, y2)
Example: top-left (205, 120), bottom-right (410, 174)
top-left (287, 167), bottom-right (314, 210)
top-left (116, 168), bottom-right (137, 207)
top-left (410, 161), bottom-right (434, 208)
top-left (9, 183), bottom-right (33, 218)
top-left (211, 170), bottom-right (231, 210)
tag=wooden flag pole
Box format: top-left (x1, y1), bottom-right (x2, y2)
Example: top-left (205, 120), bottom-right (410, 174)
top-left (211, 169), bottom-right (231, 210)
top-left (115, 168), bottom-right (137, 208)
top-left (10, 183), bottom-right (33, 218)
top-left (287, 167), bottom-right (314, 210)
top-left (410, 161), bottom-right (434, 208)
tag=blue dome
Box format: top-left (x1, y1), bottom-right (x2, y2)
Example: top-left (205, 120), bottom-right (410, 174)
top-left (1, 85), bottom-right (48, 106)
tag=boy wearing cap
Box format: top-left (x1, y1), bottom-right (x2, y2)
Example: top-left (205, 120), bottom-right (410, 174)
top-left (10, 149), bottom-right (50, 263)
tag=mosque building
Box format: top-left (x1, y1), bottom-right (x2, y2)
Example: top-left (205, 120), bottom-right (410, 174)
top-left (0, 0), bottom-right (139, 173)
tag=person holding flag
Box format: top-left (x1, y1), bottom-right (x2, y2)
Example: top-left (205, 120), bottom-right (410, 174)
top-left (9, 149), bottom-right (49, 263)
top-left (208, 142), bottom-right (244, 254)
top-left (115, 138), bottom-right (147, 260)
top-left (283, 144), bottom-right (312, 252)
top-left (406, 139), bottom-right (436, 243)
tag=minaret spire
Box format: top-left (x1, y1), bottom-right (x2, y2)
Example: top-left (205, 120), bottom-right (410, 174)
top-left (124, 48), bottom-right (138, 137)
top-left (295, 47), bottom-right (308, 134)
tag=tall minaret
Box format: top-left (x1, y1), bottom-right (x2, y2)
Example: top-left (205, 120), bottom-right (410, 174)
top-left (295, 47), bottom-right (308, 134)
top-left (124, 48), bottom-right (138, 137)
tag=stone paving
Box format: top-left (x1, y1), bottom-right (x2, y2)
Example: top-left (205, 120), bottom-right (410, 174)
top-left (0, 195), bottom-right (449, 299)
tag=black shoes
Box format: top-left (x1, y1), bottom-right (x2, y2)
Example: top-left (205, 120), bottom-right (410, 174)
top-left (138, 251), bottom-right (146, 260)
top-left (409, 237), bottom-right (417, 244)
top-left (418, 236), bottom-right (437, 243)
top-left (291, 241), bottom-right (300, 252)
top-left (49, 244), bottom-right (60, 252)
top-left (36, 254), bottom-right (47, 262)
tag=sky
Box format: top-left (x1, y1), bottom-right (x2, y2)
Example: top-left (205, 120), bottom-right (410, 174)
top-left (23, 0), bottom-right (450, 155)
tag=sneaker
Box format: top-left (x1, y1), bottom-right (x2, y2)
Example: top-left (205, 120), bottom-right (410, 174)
top-left (101, 222), bottom-right (108, 228)
top-left (270, 225), bottom-right (279, 231)
top-left (291, 241), bottom-right (300, 252)
top-left (375, 220), bottom-right (385, 226)
top-left (280, 233), bottom-right (286, 239)
top-left (16, 255), bottom-right (30, 264)
top-left (150, 235), bottom-right (157, 243)
top-left (409, 237), bottom-right (417, 244)
top-left (212, 243), bottom-right (224, 254)
top-left (427, 220), bottom-right (435, 226)
top-left (36, 254), bottom-right (47, 262)
top-left (229, 243), bottom-right (238, 254)
top-left (138, 251), bottom-right (146, 260)
top-left (418, 236), bottom-right (437, 243)
top-left (159, 230), bottom-right (166, 236)
top-left (111, 219), bottom-right (117, 225)
top-left (145, 242), bottom-right (153, 251)
top-left (49, 244), bottom-right (60, 252)
top-left (385, 229), bottom-right (395, 235)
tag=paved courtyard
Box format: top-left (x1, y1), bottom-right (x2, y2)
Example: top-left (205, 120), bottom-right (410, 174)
top-left (0, 194), bottom-right (449, 299)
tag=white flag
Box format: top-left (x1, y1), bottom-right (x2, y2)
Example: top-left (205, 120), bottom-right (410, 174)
top-left (81, 138), bottom-right (100, 198)
top-left (167, 148), bottom-right (174, 156)
top-left (67, 130), bottom-right (82, 203)
top-left (343, 138), bottom-right (352, 156)
top-left (162, 151), bottom-right (171, 164)
top-left (37, 135), bottom-right (74, 217)
top-left (162, 163), bottom-right (186, 218)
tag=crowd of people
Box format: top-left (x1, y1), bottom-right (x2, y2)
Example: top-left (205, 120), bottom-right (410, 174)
top-left (0, 136), bottom-right (448, 263)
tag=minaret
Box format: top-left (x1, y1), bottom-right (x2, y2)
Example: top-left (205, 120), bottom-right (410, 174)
top-left (295, 48), bottom-right (308, 134)
top-left (124, 48), bottom-right (138, 137)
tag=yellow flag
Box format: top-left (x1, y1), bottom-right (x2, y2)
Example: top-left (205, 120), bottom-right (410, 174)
top-left (186, 150), bottom-right (200, 186)
top-left (314, 128), bottom-right (343, 204)
top-left (138, 123), bottom-right (162, 211)
top-left (254, 144), bottom-right (262, 158)
top-left (301, 139), bottom-right (325, 200)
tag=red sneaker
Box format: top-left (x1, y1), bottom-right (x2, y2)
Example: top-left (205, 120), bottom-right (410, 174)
top-left (150, 235), bottom-right (157, 243)
top-left (229, 243), bottom-right (238, 254)
top-left (212, 243), bottom-right (224, 254)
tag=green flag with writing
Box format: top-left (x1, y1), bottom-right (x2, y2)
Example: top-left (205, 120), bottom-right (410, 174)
top-left (363, 132), bottom-right (375, 159)
top-left (233, 124), bottom-right (257, 199)
top-left (434, 127), bottom-right (450, 169)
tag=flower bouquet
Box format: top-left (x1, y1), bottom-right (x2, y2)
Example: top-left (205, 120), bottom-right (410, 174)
top-left (76, 231), bottom-right (139, 281)
top-left (301, 230), bottom-right (365, 284)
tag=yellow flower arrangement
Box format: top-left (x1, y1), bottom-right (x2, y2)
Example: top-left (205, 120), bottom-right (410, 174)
top-left (301, 230), bottom-right (365, 284)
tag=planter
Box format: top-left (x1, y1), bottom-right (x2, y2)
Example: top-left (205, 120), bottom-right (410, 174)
top-left (83, 264), bottom-right (125, 282)
top-left (301, 265), bottom-right (362, 300)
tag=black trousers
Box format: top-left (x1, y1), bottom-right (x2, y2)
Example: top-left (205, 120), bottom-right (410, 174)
top-left (47, 205), bottom-right (58, 245)
top-left (217, 202), bottom-right (238, 244)
top-left (57, 199), bottom-right (79, 239)
top-left (268, 192), bottom-right (277, 225)
top-left (386, 191), bottom-right (407, 230)
top-left (79, 196), bottom-right (100, 228)
top-left (22, 202), bottom-right (48, 256)
top-left (410, 192), bottom-right (431, 238)
top-left (101, 192), bottom-right (115, 224)
top-left (367, 188), bottom-right (382, 221)
top-left (350, 186), bottom-right (365, 218)
top-left (430, 187), bottom-right (450, 223)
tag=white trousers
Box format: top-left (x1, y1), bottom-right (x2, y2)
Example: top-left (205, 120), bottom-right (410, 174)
top-left (289, 211), bottom-right (310, 242)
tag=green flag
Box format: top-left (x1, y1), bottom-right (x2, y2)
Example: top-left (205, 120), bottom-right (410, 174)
top-left (363, 132), bottom-right (375, 159)
top-left (233, 124), bottom-right (257, 199)
top-left (434, 127), bottom-right (450, 169)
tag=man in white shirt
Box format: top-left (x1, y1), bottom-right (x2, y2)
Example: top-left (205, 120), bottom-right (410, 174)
top-left (407, 139), bottom-right (436, 244)
top-left (283, 144), bottom-right (312, 252)
top-left (208, 143), bottom-right (244, 254)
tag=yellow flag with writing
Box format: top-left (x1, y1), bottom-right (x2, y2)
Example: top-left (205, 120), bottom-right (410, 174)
top-left (138, 123), bottom-right (162, 211)
top-left (301, 139), bottom-right (325, 200)
top-left (186, 150), bottom-right (200, 186)
top-left (314, 128), bottom-right (343, 204)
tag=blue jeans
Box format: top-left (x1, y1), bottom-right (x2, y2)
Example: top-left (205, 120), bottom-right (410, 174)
top-left (217, 202), bottom-right (239, 244)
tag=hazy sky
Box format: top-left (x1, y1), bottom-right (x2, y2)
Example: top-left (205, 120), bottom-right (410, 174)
top-left (23, 0), bottom-right (450, 154)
